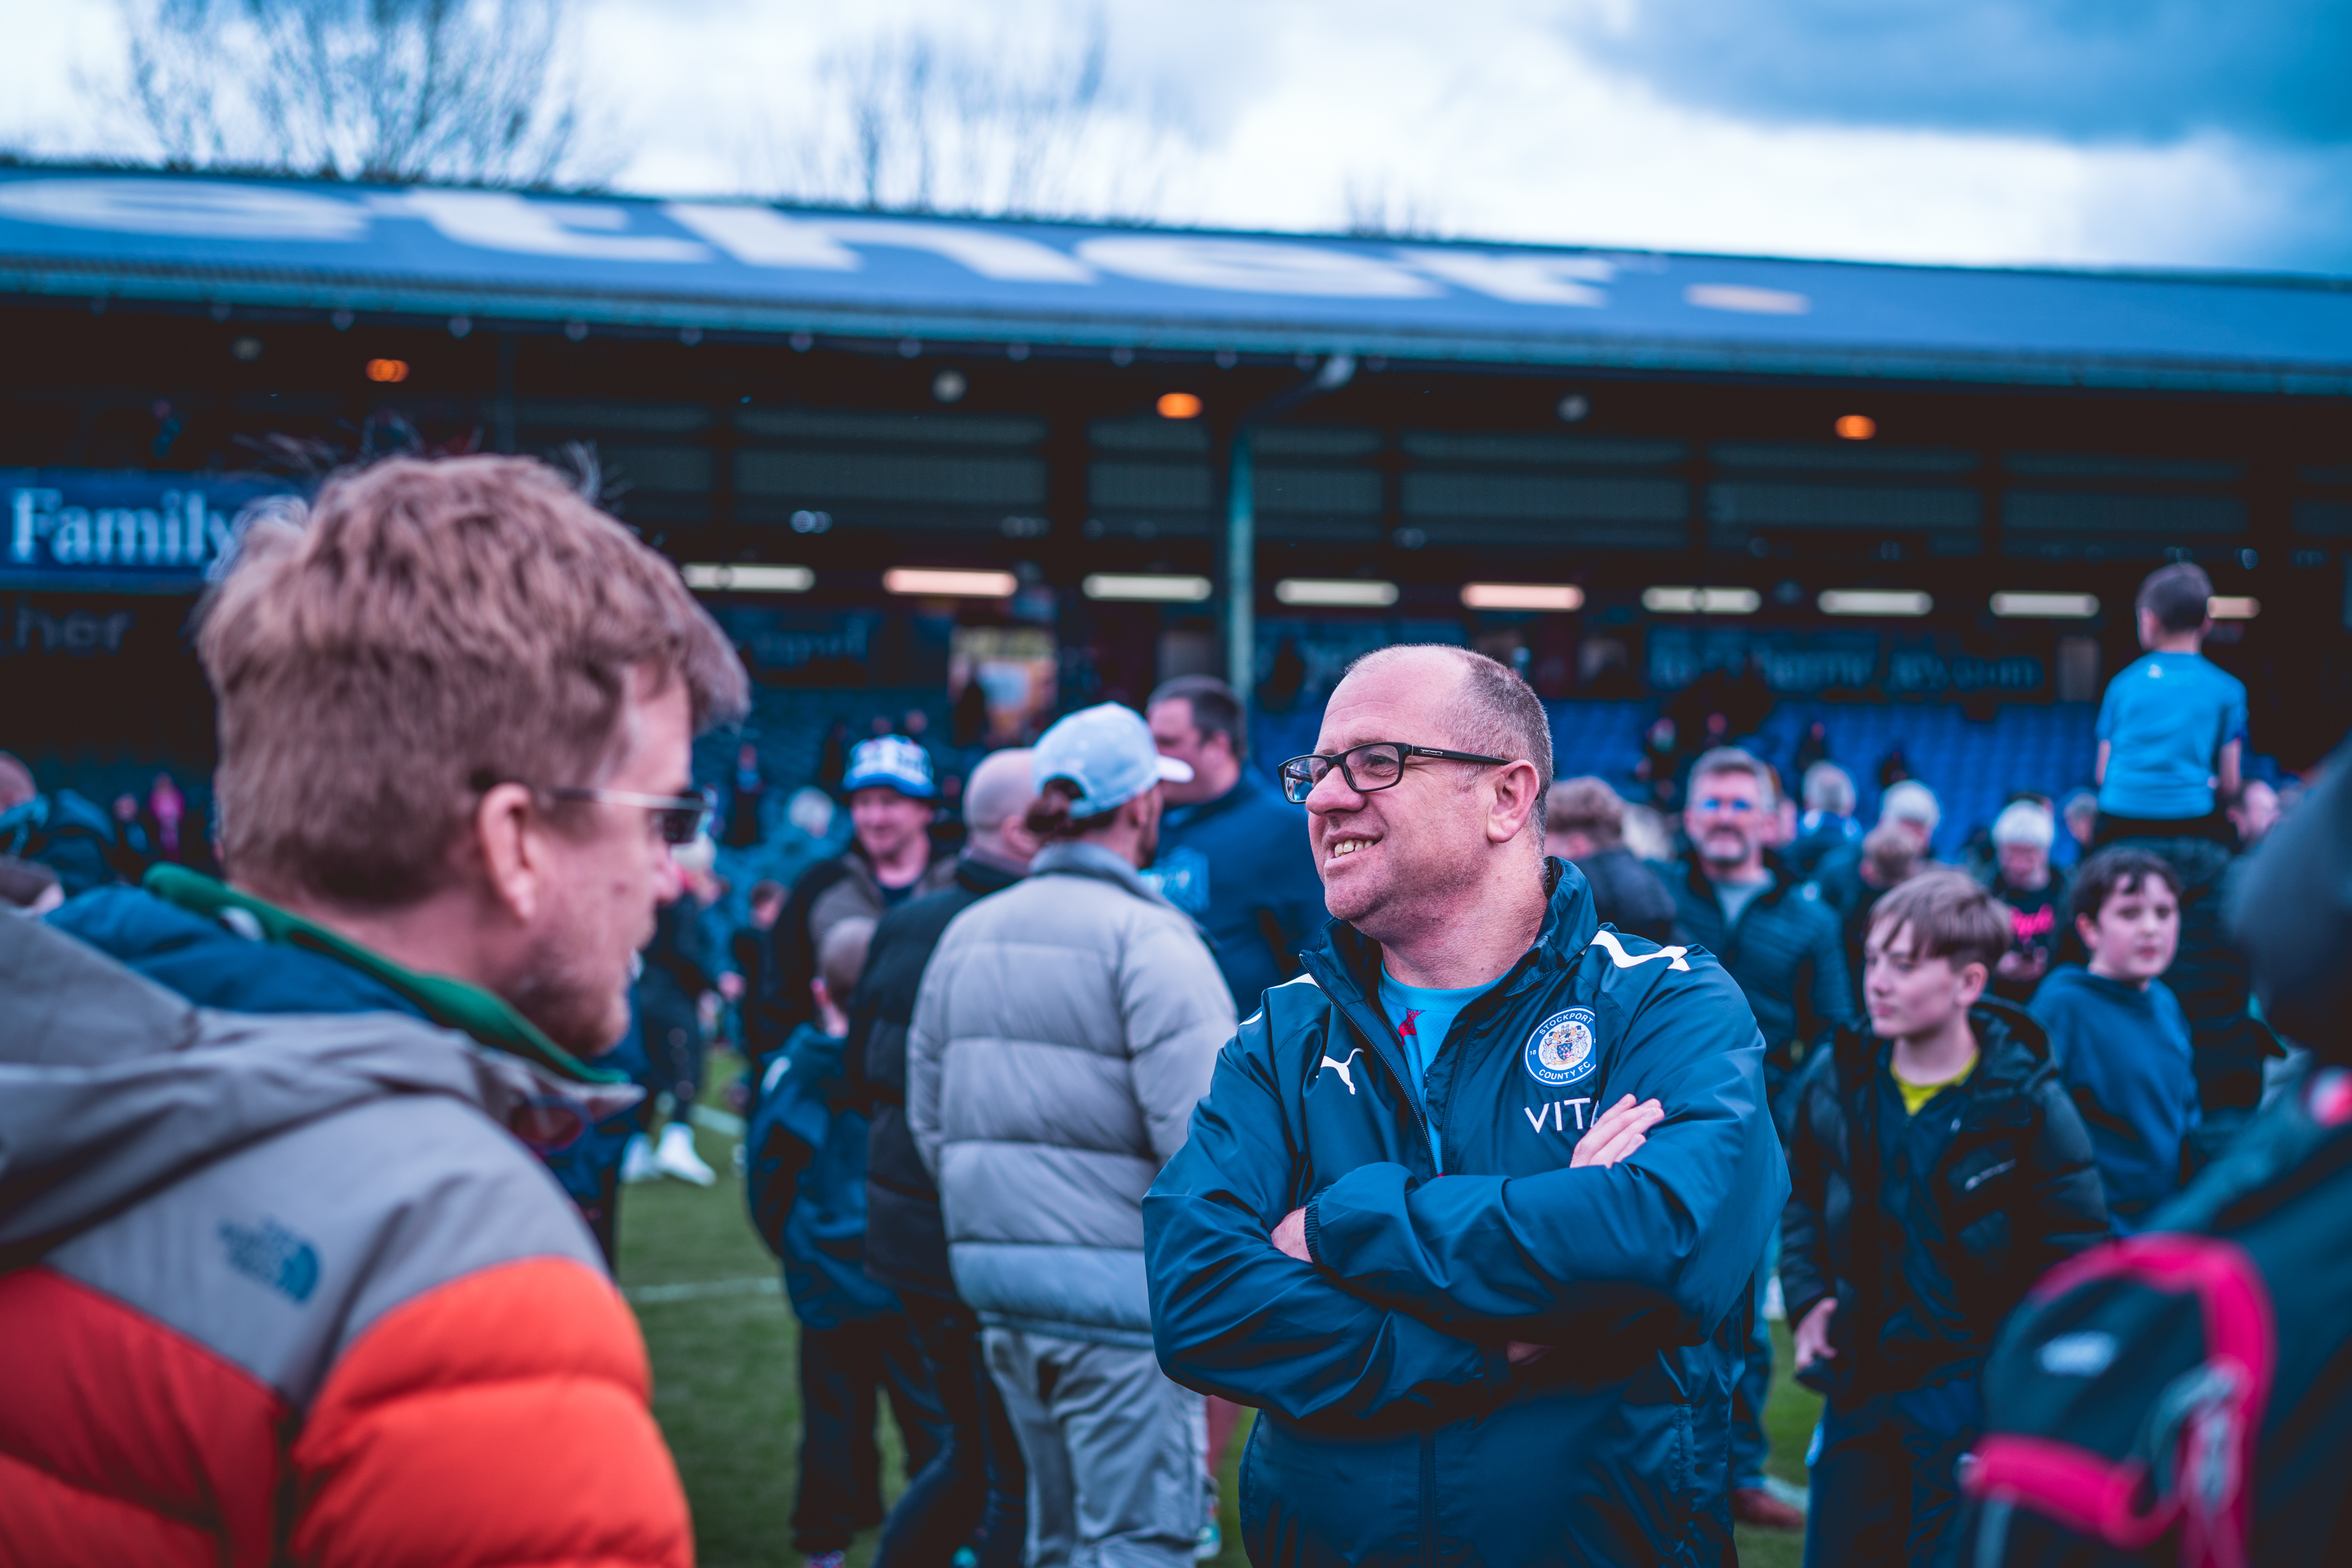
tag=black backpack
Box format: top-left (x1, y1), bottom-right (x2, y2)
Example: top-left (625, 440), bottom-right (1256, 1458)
top-left (1961, 1063), bottom-right (2352, 1567)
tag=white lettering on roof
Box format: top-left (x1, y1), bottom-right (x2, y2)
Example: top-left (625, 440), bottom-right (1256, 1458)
top-left (1397, 249), bottom-right (1614, 306)
top-left (378, 190), bottom-right (712, 263)
top-left (1077, 234), bottom-right (1439, 297)
top-left (0, 178), bottom-right (366, 240)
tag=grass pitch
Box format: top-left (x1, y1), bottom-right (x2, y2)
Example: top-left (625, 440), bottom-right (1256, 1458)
top-left (616, 1076), bottom-right (1817, 1568)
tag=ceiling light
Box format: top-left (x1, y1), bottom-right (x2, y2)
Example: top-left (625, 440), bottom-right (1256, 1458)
top-left (2209, 595), bottom-right (2259, 620)
top-left (1274, 578), bottom-right (1399, 607)
top-left (1083, 573), bottom-right (1213, 602)
top-left (1834, 414), bottom-right (1876, 441)
top-left (365, 358), bottom-right (409, 383)
top-left (1462, 582), bottom-right (1585, 611)
top-left (1991, 591), bottom-right (2098, 618)
top-left (682, 563), bottom-right (813, 593)
top-left (1642, 585), bottom-right (1761, 615)
top-left (884, 568), bottom-right (1017, 598)
top-left (1156, 391), bottom-right (1203, 419)
top-left (1820, 589), bottom-right (1931, 616)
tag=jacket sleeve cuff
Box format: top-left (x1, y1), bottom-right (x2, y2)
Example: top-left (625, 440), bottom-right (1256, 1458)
top-left (1302, 1197), bottom-right (1325, 1267)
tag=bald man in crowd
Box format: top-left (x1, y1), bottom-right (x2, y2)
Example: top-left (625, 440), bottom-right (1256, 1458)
top-left (843, 749), bottom-right (1039, 1568)
top-left (1145, 646), bottom-right (1786, 1566)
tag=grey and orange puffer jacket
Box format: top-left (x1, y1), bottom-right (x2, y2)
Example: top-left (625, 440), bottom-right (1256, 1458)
top-left (0, 904), bottom-right (693, 1567)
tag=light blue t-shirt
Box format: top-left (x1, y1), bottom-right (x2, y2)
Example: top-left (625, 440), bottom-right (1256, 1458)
top-left (2096, 652), bottom-right (2248, 820)
top-left (1379, 969), bottom-right (1502, 1172)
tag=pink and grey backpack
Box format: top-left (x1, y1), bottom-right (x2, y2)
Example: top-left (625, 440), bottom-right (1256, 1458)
top-left (1963, 1232), bottom-right (2273, 1568)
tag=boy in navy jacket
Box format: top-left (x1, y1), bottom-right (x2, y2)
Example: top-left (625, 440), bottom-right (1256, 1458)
top-left (2030, 847), bottom-right (2198, 1231)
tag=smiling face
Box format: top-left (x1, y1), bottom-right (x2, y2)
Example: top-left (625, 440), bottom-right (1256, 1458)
top-left (2080, 873), bottom-right (2180, 988)
top-left (1303, 654), bottom-right (1503, 941)
top-left (850, 786), bottom-right (932, 865)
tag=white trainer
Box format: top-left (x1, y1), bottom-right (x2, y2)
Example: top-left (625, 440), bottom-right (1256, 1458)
top-left (655, 1122), bottom-right (716, 1186)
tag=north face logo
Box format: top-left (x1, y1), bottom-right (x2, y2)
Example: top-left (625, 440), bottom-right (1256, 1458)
top-left (219, 1217), bottom-right (320, 1303)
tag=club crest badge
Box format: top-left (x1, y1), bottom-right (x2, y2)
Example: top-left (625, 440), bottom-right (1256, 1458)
top-left (1524, 1007), bottom-right (1599, 1088)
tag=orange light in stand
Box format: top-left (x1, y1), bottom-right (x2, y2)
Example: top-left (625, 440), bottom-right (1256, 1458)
top-left (365, 358), bottom-right (410, 383)
top-left (1834, 414), bottom-right (1876, 440)
top-left (1156, 391), bottom-right (1203, 419)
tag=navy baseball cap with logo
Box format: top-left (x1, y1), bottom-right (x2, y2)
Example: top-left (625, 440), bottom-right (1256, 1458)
top-left (1031, 703), bottom-right (1193, 819)
top-left (842, 735), bottom-right (938, 800)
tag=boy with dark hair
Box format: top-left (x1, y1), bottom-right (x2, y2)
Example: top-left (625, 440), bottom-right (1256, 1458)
top-left (747, 916), bottom-right (948, 1568)
top-left (2029, 848), bottom-right (2197, 1232)
top-left (2093, 561), bottom-right (2266, 1128)
top-left (1782, 870), bottom-right (2108, 1568)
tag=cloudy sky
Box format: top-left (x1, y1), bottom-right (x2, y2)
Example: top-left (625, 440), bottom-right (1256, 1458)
top-left (4, 0), bottom-right (2346, 274)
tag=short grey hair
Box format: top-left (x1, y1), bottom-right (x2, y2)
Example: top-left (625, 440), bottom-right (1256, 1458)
top-left (1880, 780), bottom-right (1942, 833)
top-left (1802, 761), bottom-right (1856, 816)
top-left (1689, 746), bottom-right (1779, 811)
top-left (1342, 644), bottom-right (1553, 839)
top-left (1991, 799), bottom-right (2055, 850)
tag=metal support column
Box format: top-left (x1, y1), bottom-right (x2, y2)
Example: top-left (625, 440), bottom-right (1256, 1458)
top-left (1226, 424), bottom-right (1256, 704)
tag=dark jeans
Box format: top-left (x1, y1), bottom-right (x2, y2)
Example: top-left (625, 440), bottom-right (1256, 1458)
top-left (874, 1293), bottom-right (1029, 1568)
top-left (640, 993), bottom-right (705, 1120)
top-left (1804, 1378), bottom-right (1981, 1568)
top-left (793, 1314), bottom-right (951, 1555)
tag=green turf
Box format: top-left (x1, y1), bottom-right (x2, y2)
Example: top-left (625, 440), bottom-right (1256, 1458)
top-left (618, 1063), bottom-right (1821, 1567)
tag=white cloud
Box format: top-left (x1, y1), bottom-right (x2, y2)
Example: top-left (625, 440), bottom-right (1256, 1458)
top-left (0, 0), bottom-right (2336, 273)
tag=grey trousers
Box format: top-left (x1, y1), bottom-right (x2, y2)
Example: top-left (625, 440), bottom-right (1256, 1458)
top-left (983, 1326), bottom-right (1208, 1568)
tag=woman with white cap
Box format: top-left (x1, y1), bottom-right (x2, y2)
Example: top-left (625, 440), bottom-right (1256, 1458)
top-left (908, 703), bottom-right (1236, 1568)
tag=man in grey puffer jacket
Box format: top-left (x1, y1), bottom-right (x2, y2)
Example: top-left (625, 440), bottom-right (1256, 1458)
top-left (910, 703), bottom-right (1237, 1568)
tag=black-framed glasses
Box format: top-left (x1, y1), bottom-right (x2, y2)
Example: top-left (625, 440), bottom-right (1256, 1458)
top-left (1276, 742), bottom-right (1511, 805)
top-left (546, 786), bottom-right (711, 845)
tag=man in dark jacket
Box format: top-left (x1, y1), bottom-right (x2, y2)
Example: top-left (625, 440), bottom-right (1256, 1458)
top-left (1546, 774), bottom-right (1677, 944)
top-left (843, 748), bottom-right (1037, 1568)
top-left (1145, 646), bottom-right (1786, 1567)
top-left (1783, 872), bottom-right (2108, 1568)
top-left (1670, 747), bottom-right (1857, 1109)
top-left (1146, 675), bottom-right (1327, 1011)
top-left (1668, 743), bottom-right (1855, 1529)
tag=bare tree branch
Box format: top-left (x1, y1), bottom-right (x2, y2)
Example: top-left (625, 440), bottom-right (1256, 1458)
top-left (759, 10), bottom-right (1180, 222)
top-left (109, 0), bottom-right (615, 186)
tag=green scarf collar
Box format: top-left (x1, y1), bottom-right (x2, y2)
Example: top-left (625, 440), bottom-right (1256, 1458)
top-left (145, 864), bottom-right (623, 1085)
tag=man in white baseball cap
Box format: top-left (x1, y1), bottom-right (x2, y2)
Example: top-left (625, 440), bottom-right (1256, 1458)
top-left (908, 703), bottom-right (1233, 1568)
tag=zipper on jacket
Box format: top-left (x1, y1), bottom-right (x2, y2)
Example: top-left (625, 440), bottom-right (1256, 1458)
top-left (1418, 1425), bottom-right (1437, 1568)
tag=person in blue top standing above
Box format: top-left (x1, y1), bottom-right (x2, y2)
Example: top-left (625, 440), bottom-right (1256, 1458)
top-left (2029, 847), bottom-right (2198, 1231)
top-left (1144, 645), bottom-right (1787, 1568)
top-left (1146, 675), bottom-right (1327, 1010)
top-left (2095, 562), bottom-right (2248, 837)
top-left (2092, 561), bottom-right (2269, 1136)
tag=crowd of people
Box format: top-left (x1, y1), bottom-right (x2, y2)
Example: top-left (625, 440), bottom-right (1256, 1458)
top-left (6, 454), bottom-right (2348, 1568)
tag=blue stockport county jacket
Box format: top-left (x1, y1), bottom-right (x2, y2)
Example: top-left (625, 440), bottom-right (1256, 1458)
top-left (1144, 858), bottom-right (1788, 1568)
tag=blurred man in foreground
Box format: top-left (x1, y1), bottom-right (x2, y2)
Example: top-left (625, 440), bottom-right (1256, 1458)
top-left (2, 456), bottom-right (742, 1566)
top-left (1145, 646), bottom-right (1785, 1566)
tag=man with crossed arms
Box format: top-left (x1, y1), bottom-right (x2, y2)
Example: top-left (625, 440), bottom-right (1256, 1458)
top-left (1145, 645), bottom-right (1786, 1566)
